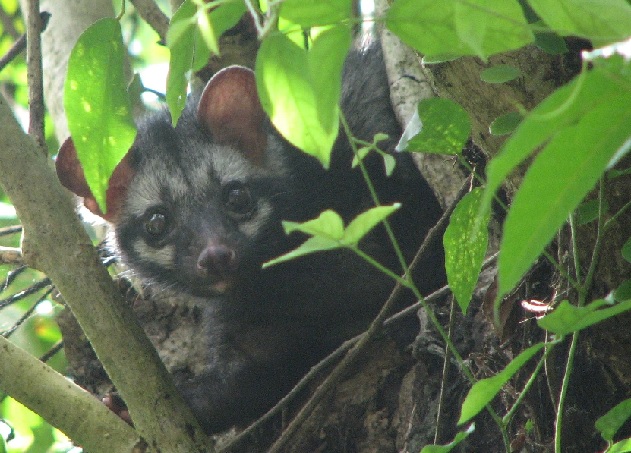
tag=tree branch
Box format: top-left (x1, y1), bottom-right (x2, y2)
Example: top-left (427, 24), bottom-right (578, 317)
top-left (0, 94), bottom-right (211, 452)
top-left (130, 0), bottom-right (169, 43)
top-left (25, 3), bottom-right (46, 153)
top-left (0, 335), bottom-right (142, 452)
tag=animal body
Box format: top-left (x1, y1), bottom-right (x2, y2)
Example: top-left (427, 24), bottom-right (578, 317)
top-left (56, 41), bottom-right (444, 434)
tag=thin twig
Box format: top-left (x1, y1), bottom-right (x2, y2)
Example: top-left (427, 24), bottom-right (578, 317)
top-left (0, 7), bottom-right (20, 39)
top-left (2, 288), bottom-right (53, 338)
top-left (0, 34), bottom-right (26, 72)
top-left (130, 0), bottom-right (169, 44)
top-left (0, 225), bottom-right (22, 236)
top-left (40, 340), bottom-right (64, 363)
top-left (26, 4), bottom-right (46, 153)
top-left (0, 278), bottom-right (51, 310)
top-left (434, 295), bottom-right (456, 444)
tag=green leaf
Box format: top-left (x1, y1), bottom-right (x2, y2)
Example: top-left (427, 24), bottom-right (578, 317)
top-left (458, 342), bottom-right (545, 425)
top-left (166, 1), bottom-right (246, 124)
top-left (534, 30), bottom-right (569, 55)
top-left (614, 280), bottom-right (631, 302)
top-left (575, 198), bottom-right (606, 225)
top-left (481, 67), bottom-right (618, 218)
top-left (528, 0), bottom-right (631, 45)
top-left (386, 0), bottom-right (533, 60)
top-left (404, 98), bottom-right (471, 154)
top-left (420, 424), bottom-right (475, 453)
top-left (263, 204), bottom-right (399, 267)
top-left (497, 89), bottom-right (631, 297)
top-left (263, 210), bottom-right (344, 267)
top-left (597, 398), bottom-right (631, 442)
top-left (444, 189), bottom-right (489, 313)
top-left (480, 64), bottom-right (521, 83)
top-left (343, 204), bottom-right (400, 245)
top-left (383, 153), bottom-right (396, 177)
top-left (25, 422), bottom-right (54, 453)
top-left (537, 299), bottom-right (631, 336)
top-left (284, 209), bottom-right (345, 240)
top-left (166, 0), bottom-right (196, 125)
top-left (622, 237), bottom-right (631, 263)
top-left (280, 0), bottom-right (353, 27)
top-left (613, 279), bottom-right (631, 302)
top-left (489, 111), bottom-right (522, 136)
top-left (256, 26), bottom-right (351, 167)
top-left (263, 235), bottom-right (341, 267)
top-left (608, 437), bottom-right (631, 453)
top-left (64, 18), bottom-right (137, 214)
top-left (195, 1), bottom-right (247, 68)
top-left (196, 4), bottom-right (219, 55)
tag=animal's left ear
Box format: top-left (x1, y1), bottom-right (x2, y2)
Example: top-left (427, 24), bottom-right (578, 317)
top-left (55, 137), bottom-right (135, 222)
top-left (196, 66), bottom-right (267, 165)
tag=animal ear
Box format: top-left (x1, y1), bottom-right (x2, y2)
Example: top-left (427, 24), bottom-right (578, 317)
top-left (55, 138), bottom-right (135, 222)
top-left (197, 66), bottom-right (267, 165)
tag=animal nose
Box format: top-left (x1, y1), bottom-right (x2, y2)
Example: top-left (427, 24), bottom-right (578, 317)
top-left (196, 244), bottom-right (238, 278)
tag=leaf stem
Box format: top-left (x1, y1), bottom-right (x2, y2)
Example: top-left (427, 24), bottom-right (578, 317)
top-left (555, 177), bottom-right (606, 453)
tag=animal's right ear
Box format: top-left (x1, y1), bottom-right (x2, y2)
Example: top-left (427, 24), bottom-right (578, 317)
top-left (55, 138), bottom-right (135, 222)
top-left (196, 66), bottom-right (267, 166)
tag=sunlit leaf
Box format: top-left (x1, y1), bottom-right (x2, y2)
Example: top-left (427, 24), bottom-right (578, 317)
top-left (343, 204), bottom-right (400, 245)
top-left (529, 0), bottom-right (631, 45)
top-left (607, 437), bottom-right (631, 452)
top-left (166, 1), bottom-right (246, 124)
top-left (256, 26), bottom-right (351, 167)
top-left (404, 98), bottom-right (470, 155)
top-left (458, 342), bottom-right (545, 425)
top-left (280, 0), bottom-right (353, 27)
top-left (386, 0), bottom-right (533, 60)
top-left (166, 0), bottom-right (196, 125)
top-left (596, 398), bottom-right (631, 442)
top-left (64, 18), bottom-right (137, 214)
top-left (498, 91), bottom-right (631, 297)
top-left (538, 299), bottom-right (631, 336)
top-left (263, 236), bottom-right (341, 267)
top-left (420, 424), bottom-right (475, 453)
top-left (283, 210), bottom-right (345, 240)
top-left (263, 204), bottom-right (399, 267)
top-left (481, 68), bottom-right (616, 217)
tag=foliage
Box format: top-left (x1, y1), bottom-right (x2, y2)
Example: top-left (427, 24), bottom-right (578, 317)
top-left (2, 0), bottom-right (631, 451)
top-left (64, 18), bottom-right (137, 214)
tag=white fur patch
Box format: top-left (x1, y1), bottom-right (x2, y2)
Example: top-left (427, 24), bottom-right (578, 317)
top-left (240, 199), bottom-right (273, 239)
top-left (132, 240), bottom-right (176, 269)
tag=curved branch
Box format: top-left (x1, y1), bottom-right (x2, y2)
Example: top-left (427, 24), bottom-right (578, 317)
top-left (130, 0), bottom-right (169, 43)
top-left (0, 94), bottom-right (210, 452)
top-left (0, 335), bottom-right (141, 453)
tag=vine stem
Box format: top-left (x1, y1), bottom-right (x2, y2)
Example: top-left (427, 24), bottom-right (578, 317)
top-left (554, 177), bottom-right (606, 453)
top-left (341, 114), bottom-right (510, 451)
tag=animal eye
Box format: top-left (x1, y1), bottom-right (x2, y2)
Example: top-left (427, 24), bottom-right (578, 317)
top-left (222, 181), bottom-right (255, 219)
top-left (144, 209), bottom-right (169, 239)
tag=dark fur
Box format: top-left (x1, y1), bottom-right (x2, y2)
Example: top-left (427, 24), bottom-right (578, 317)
top-left (57, 42), bottom-right (444, 433)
